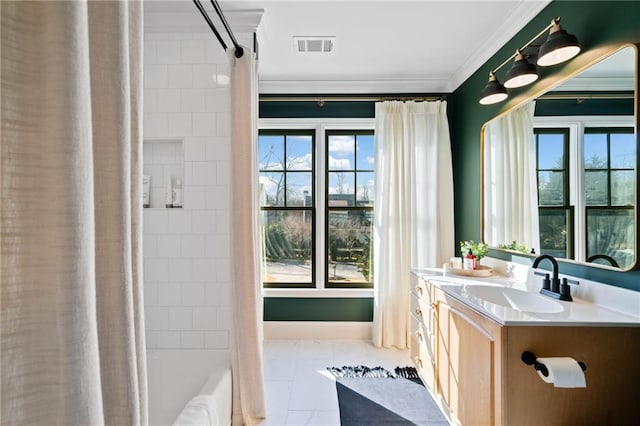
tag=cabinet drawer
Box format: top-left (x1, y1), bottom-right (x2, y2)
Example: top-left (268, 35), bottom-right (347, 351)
top-left (414, 277), bottom-right (432, 304)
top-left (411, 334), bottom-right (436, 391)
top-left (411, 312), bottom-right (435, 353)
top-left (411, 293), bottom-right (435, 331)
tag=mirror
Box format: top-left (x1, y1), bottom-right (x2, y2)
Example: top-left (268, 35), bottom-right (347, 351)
top-left (482, 45), bottom-right (638, 271)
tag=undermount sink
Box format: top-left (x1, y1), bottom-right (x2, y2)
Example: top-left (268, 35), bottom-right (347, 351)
top-left (464, 285), bottom-right (564, 314)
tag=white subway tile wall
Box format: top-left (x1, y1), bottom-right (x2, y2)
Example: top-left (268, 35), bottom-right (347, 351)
top-left (143, 31), bottom-right (253, 350)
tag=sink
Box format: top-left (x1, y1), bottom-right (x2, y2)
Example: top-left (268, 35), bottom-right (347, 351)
top-left (464, 285), bottom-right (564, 314)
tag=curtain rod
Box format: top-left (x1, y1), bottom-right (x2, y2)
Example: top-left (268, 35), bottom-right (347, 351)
top-left (538, 93), bottom-right (634, 100)
top-left (192, 0), bottom-right (244, 58)
top-left (259, 95), bottom-right (446, 104)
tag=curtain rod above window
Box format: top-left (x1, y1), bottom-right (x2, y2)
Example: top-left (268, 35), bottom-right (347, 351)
top-left (537, 92), bottom-right (634, 100)
top-left (259, 95), bottom-right (447, 104)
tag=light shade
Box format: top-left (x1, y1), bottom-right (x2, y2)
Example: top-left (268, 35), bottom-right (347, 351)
top-left (537, 21), bottom-right (580, 66)
top-left (479, 72), bottom-right (508, 105)
top-left (504, 51), bottom-right (538, 88)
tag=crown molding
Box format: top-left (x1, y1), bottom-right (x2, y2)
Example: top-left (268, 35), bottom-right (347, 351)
top-left (447, 0), bottom-right (551, 92)
top-left (145, 8), bottom-right (263, 34)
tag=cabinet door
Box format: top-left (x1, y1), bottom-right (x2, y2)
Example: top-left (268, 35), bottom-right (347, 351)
top-left (435, 289), bottom-right (502, 426)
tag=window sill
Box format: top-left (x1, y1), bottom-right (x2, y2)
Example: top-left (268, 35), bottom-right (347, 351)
top-left (262, 288), bottom-right (374, 298)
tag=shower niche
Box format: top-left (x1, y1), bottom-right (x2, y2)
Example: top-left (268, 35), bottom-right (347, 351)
top-left (143, 139), bottom-right (184, 209)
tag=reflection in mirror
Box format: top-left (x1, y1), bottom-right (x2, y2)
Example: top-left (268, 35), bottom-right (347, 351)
top-left (482, 45), bottom-right (637, 270)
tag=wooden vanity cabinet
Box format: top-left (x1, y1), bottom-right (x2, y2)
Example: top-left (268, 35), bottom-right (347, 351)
top-left (410, 273), bottom-right (640, 426)
top-left (433, 286), bottom-right (504, 426)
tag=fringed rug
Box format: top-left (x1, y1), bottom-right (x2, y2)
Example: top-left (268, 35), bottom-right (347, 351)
top-left (327, 365), bottom-right (448, 425)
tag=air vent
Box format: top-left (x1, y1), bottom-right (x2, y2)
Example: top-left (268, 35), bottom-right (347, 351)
top-left (294, 37), bottom-right (335, 53)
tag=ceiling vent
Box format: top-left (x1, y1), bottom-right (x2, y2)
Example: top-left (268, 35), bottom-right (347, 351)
top-left (294, 37), bottom-right (335, 53)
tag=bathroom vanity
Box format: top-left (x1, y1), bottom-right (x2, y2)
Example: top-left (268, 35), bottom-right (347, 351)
top-left (410, 270), bottom-right (640, 426)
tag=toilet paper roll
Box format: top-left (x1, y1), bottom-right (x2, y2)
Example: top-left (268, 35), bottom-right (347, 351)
top-left (537, 357), bottom-right (586, 388)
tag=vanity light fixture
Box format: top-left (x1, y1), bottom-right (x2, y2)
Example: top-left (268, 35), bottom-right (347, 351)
top-left (504, 50), bottom-right (538, 88)
top-left (537, 18), bottom-right (581, 66)
top-left (479, 16), bottom-right (580, 105)
top-left (479, 72), bottom-right (508, 105)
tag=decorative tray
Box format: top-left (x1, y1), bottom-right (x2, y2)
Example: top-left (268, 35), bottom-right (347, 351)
top-left (445, 265), bottom-right (493, 277)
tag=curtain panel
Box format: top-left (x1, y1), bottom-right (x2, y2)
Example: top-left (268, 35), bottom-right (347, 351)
top-left (483, 101), bottom-right (540, 253)
top-left (373, 101), bottom-right (455, 349)
top-left (1, 1), bottom-right (147, 424)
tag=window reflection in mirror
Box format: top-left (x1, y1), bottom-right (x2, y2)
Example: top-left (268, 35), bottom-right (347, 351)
top-left (482, 45), bottom-right (638, 271)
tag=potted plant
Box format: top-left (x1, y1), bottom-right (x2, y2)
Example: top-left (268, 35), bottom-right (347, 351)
top-left (459, 240), bottom-right (489, 263)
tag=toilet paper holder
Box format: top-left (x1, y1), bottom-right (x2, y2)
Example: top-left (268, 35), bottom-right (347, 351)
top-left (521, 351), bottom-right (586, 377)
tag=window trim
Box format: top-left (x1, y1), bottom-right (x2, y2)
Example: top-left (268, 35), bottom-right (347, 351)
top-left (259, 118), bottom-right (375, 294)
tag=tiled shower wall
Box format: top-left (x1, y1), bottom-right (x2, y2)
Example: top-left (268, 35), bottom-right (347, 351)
top-left (142, 31), bottom-right (252, 350)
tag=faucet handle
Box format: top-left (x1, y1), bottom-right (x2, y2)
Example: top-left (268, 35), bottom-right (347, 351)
top-left (559, 277), bottom-right (579, 301)
top-left (564, 278), bottom-right (579, 285)
top-left (534, 271), bottom-right (551, 290)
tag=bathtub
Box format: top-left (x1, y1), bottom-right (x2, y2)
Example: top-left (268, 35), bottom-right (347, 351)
top-left (146, 349), bottom-right (231, 426)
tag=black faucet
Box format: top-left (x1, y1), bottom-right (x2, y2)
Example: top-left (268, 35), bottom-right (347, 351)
top-left (532, 254), bottom-right (579, 302)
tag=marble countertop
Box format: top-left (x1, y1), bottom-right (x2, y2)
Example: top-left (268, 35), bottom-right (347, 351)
top-left (412, 268), bottom-right (640, 327)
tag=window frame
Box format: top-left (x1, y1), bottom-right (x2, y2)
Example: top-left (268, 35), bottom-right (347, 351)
top-left (325, 129), bottom-right (375, 289)
top-left (258, 129), bottom-right (317, 288)
top-left (534, 128), bottom-right (575, 259)
top-left (258, 118), bottom-right (376, 296)
top-left (583, 127), bottom-right (635, 207)
top-left (533, 115), bottom-right (635, 264)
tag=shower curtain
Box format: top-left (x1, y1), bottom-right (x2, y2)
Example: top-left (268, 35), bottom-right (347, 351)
top-left (483, 101), bottom-right (539, 253)
top-left (228, 47), bottom-right (266, 425)
top-left (373, 101), bottom-right (455, 349)
top-left (1, 1), bottom-right (147, 424)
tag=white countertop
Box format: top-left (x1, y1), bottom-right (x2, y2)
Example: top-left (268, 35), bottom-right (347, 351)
top-left (412, 268), bottom-right (640, 327)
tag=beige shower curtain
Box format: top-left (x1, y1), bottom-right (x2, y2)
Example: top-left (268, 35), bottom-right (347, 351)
top-left (1, 1), bottom-right (147, 424)
top-left (228, 47), bottom-right (266, 425)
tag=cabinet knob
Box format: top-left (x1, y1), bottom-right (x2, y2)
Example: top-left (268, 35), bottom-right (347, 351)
top-left (415, 308), bottom-right (422, 318)
top-left (415, 331), bottom-right (423, 342)
top-left (416, 285), bottom-right (424, 296)
top-left (430, 302), bottom-right (437, 311)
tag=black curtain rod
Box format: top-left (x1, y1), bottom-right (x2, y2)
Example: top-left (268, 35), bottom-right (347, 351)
top-left (259, 95), bottom-right (447, 103)
top-left (192, 0), bottom-right (244, 58)
top-left (538, 92), bottom-right (634, 100)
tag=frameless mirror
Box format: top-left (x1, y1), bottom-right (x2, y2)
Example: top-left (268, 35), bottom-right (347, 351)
top-left (482, 45), bottom-right (638, 271)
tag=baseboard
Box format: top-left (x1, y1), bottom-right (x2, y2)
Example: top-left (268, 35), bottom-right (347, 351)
top-left (263, 321), bottom-right (372, 340)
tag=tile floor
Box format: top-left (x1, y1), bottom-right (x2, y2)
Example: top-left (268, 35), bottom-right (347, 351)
top-left (262, 340), bottom-right (413, 426)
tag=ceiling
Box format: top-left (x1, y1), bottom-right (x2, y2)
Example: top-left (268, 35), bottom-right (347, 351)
top-left (145, 0), bottom-right (551, 93)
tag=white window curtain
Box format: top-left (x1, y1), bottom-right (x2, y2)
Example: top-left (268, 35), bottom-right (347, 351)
top-left (483, 101), bottom-right (540, 253)
top-left (1, 1), bottom-right (146, 425)
top-left (228, 47), bottom-right (266, 425)
top-left (373, 101), bottom-right (455, 349)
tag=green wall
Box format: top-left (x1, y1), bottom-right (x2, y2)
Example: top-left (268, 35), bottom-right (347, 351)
top-left (450, 1), bottom-right (640, 290)
top-left (264, 297), bottom-right (373, 321)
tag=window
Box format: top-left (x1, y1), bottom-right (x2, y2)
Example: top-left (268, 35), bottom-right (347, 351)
top-left (258, 127), bottom-right (375, 289)
top-left (258, 130), bottom-right (315, 288)
top-left (535, 129), bottom-right (573, 258)
top-left (583, 128), bottom-right (635, 268)
top-left (534, 121), bottom-right (635, 268)
top-left (326, 131), bottom-right (374, 288)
